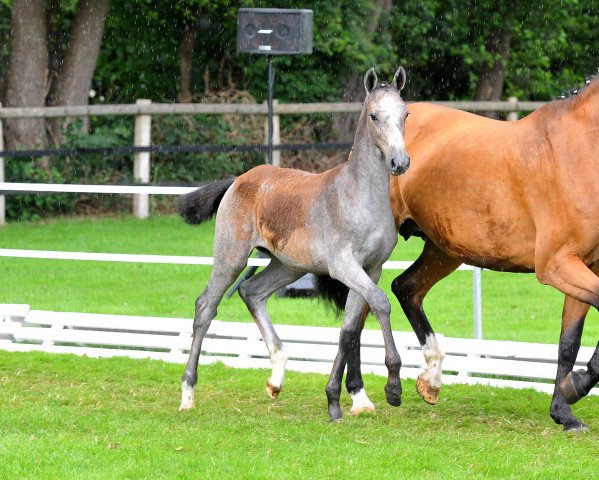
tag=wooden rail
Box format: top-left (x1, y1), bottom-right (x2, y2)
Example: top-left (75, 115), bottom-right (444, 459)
top-left (0, 98), bottom-right (548, 223)
top-left (0, 99), bottom-right (548, 118)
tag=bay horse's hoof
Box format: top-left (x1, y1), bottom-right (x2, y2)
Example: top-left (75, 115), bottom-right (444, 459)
top-left (560, 369), bottom-right (588, 405)
top-left (266, 378), bottom-right (282, 400)
top-left (416, 375), bottom-right (440, 405)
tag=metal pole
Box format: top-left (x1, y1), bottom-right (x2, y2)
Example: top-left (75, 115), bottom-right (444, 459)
top-left (473, 267), bottom-right (482, 339)
top-left (267, 55), bottom-right (274, 165)
top-left (0, 102), bottom-right (5, 226)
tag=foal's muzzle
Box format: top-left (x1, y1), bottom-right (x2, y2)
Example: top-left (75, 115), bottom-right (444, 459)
top-left (389, 154), bottom-right (410, 176)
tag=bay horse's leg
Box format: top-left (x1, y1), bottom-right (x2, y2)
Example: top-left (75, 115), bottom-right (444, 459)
top-left (345, 305), bottom-right (376, 415)
top-left (550, 295), bottom-right (590, 432)
top-left (326, 290), bottom-right (371, 420)
top-left (327, 261), bottom-right (402, 420)
top-left (391, 239), bottom-right (461, 404)
top-left (557, 262), bottom-right (599, 406)
top-left (180, 245), bottom-right (251, 411)
top-left (535, 251), bottom-right (599, 308)
top-left (237, 256), bottom-right (302, 399)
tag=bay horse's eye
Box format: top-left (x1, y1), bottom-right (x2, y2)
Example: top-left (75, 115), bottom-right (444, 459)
top-left (369, 113), bottom-right (378, 122)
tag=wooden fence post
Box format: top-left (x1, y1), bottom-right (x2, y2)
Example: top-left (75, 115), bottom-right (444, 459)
top-left (263, 99), bottom-right (281, 166)
top-left (507, 97), bottom-right (519, 122)
top-left (133, 99), bottom-right (152, 219)
top-left (0, 102), bottom-right (5, 226)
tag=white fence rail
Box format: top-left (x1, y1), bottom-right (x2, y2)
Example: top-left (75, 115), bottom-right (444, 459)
top-left (1, 304), bottom-right (596, 397)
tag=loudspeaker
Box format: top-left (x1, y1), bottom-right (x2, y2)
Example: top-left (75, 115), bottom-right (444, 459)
top-left (237, 8), bottom-right (313, 55)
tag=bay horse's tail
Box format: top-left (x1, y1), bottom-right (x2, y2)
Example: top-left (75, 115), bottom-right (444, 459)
top-left (313, 274), bottom-right (349, 316)
top-left (178, 178), bottom-right (236, 225)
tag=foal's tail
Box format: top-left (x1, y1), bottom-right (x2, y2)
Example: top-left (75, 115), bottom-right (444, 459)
top-left (313, 275), bottom-right (350, 317)
top-left (178, 177), bottom-right (236, 225)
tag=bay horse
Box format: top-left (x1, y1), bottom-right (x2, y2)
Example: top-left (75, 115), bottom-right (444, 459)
top-left (178, 67), bottom-right (410, 420)
top-left (386, 77), bottom-right (599, 433)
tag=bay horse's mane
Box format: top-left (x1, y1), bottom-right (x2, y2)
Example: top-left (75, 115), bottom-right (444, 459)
top-left (555, 69), bottom-right (599, 100)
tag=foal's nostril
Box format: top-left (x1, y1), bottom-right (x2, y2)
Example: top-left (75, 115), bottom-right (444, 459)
top-left (390, 154), bottom-right (410, 175)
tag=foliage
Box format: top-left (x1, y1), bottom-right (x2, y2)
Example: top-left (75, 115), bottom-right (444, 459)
top-left (391, 0), bottom-right (599, 100)
top-left (2, 0), bottom-right (599, 220)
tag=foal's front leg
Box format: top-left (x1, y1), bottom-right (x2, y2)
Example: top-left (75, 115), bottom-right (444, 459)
top-left (326, 290), bottom-right (371, 420)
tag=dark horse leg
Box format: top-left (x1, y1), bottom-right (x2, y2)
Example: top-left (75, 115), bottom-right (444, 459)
top-left (550, 295), bottom-right (591, 432)
top-left (345, 305), bottom-right (376, 415)
top-left (326, 264), bottom-right (402, 421)
top-left (390, 239), bottom-right (461, 404)
top-left (558, 261), bottom-right (599, 409)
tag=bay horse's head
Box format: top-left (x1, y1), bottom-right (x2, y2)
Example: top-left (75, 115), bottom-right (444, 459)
top-left (363, 67), bottom-right (410, 176)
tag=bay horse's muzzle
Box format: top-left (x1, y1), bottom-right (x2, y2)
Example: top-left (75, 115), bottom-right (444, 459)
top-left (390, 154), bottom-right (410, 176)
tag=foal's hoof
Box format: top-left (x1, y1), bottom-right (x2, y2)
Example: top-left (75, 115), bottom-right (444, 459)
top-left (560, 370), bottom-right (587, 405)
top-left (350, 404), bottom-right (376, 416)
top-left (178, 401), bottom-right (195, 412)
top-left (385, 383), bottom-right (402, 407)
top-left (416, 375), bottom-right (440, 405)
top-left (563, 421), bottom-right (590, 434)
top-left (266, 378), bottom-right (282, 400)
top-left (328, 405), bottom-right (343, 422)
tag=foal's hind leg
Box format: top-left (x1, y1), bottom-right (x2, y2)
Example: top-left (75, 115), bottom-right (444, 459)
top-left (550, 295), bottom-right (591, 432)
top-left (391, 239), bottom-right (461, 404)
top-left (180, 246), bottom-right (251, 411)
top-left (237, 257), bottom-right (302, 399)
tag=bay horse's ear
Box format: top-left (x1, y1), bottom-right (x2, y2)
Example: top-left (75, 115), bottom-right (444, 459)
top-left (393, 67), bottom-right (406, 92)
top-left (364, 67), bottom-right (378, 94)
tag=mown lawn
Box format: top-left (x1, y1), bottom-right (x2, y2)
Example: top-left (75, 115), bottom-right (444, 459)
top-left (0, 214), bottom-right (598, 344)
top-left (1, 350), bottom-right (599, 479)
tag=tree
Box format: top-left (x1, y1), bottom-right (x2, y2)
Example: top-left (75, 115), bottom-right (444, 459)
top-left (48, 0), bottom-right (110, 142)
top-left (333, 0), bottom-right (395, 143)
top-left (5, 0), bottom-right (49, 151)
top-left (4, 0), bottom-right (110, 151)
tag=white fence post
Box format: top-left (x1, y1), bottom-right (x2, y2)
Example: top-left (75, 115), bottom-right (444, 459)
top-left (473, 267), bottom-right (483, 339)
top-left (0, 102), bottom-right (5, 226)
top-left (263, 99), bottom-right (281, 166)
top-left (507, 97), bottom-right (519, 122)
top-left (133, 99), bottom-right (152, 219)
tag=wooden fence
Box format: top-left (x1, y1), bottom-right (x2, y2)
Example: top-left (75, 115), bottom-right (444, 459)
top-left (1, 303), bottom-right (597, 397)
top-left (0, 98), bottom-right (547, 223)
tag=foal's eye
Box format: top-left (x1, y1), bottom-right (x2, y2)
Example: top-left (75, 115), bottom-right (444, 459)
top-left (369, 113), bottom-right (378, 122)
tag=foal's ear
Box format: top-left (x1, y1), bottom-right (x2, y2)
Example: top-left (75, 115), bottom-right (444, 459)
top-left (392, 66), bottom-right (406, 91)
top-left (364, 67), bottom-right (378, 94)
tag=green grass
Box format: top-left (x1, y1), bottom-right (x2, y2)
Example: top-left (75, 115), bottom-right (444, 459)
top-left (1, 350), bottom-right (599, 479)
top-left (0, 214), bottom-right (598, 345)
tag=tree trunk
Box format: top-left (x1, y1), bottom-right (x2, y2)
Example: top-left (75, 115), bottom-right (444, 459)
top-left (178, 24), bottom-right (199, 103)
top-left (5, 0), bottom-right (49, 152)
top-left (333, 0), bottom-right (393, 143)
top-left (48, 0), bottom-right (110, 143)
top-left (473, 26), bottom-right (512, 118)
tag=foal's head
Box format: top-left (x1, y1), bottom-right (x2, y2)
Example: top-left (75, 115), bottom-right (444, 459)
top-left (363, 67), bottom-right (410, 175)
